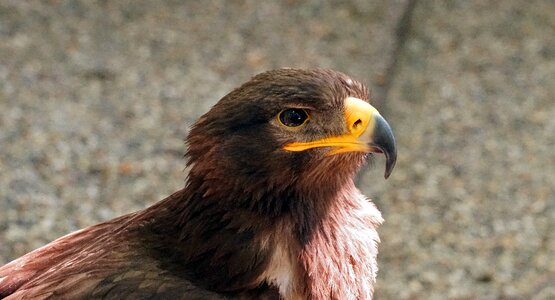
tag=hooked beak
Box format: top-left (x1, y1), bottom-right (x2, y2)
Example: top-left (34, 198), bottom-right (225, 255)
top-left (283, 97), bottom-right (397, 179)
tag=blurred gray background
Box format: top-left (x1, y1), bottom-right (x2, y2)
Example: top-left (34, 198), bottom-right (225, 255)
top-left (1, 1), bottom-right (554, 299)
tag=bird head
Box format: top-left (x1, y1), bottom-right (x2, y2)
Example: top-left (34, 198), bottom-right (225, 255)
top-left (186, 69), bottom-right (396, 200)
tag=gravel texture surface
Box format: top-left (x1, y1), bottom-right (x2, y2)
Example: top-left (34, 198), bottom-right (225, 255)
top-left (1, 1), bottom-right (554, 299)
top-left (367, 1), bottom-right (555, 299)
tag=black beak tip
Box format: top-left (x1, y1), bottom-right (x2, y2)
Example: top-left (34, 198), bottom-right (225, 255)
top-left (372, 114), bottom-right (397, 179)
top-left (383, 151), bottom-right (397, 179)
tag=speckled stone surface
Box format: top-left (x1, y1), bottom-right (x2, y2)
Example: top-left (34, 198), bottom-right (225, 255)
top-left (1, 1), bottom-right (554, 299)
top-left (364, 1), bottom-right (555, 299)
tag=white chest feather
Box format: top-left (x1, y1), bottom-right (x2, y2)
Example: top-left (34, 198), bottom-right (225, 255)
top-left (262, 239), bottom-right (303, 300)
top-left (260, 192), bottom-right (383, 300)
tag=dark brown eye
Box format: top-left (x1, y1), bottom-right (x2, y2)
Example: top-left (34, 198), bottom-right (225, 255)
top-left (278, 108), bottom-right (309, 127)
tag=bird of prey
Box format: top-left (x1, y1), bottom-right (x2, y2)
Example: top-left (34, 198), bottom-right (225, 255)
top-left (0, 68), bottom-right (396, 299)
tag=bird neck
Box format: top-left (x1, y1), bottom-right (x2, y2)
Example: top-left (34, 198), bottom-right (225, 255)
top-left (142, 180), bottom-right (289, 295)
top-left (297, 185), bottom-right (384, 299)
top-left (142, 172), bottom-right (382, 299)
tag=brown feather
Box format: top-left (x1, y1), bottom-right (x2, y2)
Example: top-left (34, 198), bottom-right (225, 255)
top-left (0, 69), bottom-right (385, 300)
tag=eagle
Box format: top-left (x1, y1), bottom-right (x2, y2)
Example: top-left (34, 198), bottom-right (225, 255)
top-left (0, 69), bottom-right (396, 299)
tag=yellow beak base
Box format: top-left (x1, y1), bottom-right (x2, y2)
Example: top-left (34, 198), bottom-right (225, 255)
top-left (282, 97), bottom-right (397, 178)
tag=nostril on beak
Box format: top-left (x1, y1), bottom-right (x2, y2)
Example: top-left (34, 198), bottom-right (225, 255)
top-left (353, 119), bottom-right (362, 130)
top-left (345, 97), bottom-right (375, 138)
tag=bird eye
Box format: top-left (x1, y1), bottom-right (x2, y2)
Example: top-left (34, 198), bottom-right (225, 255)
top-left (278, 108), bottom-right (309, 128)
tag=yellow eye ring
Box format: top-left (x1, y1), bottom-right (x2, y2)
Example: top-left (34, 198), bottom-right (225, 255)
top-left (277, 108), bottom-right (310, 128)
